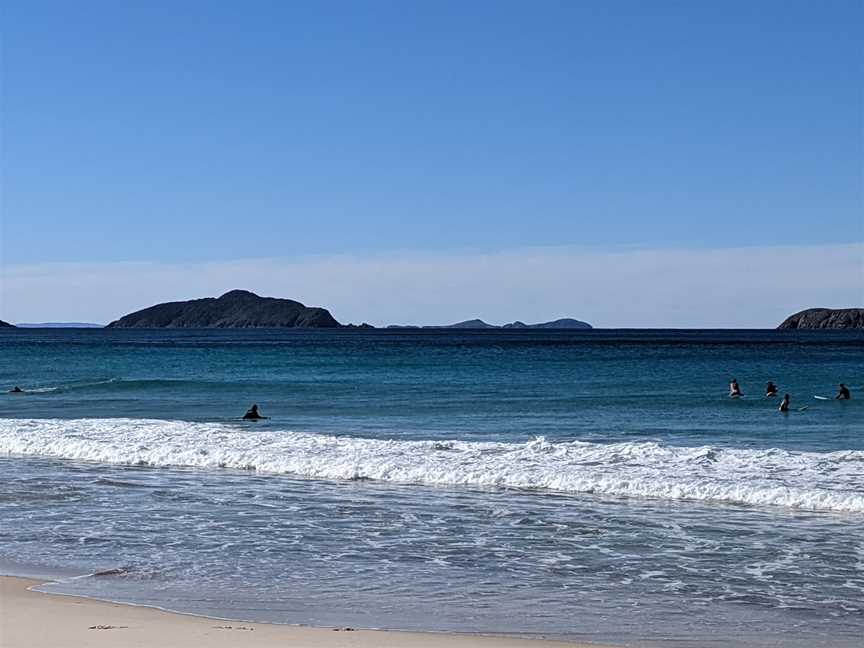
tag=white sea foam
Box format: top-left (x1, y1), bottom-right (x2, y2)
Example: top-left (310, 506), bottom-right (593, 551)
top-left (1, 418), bottom-right (862, 513)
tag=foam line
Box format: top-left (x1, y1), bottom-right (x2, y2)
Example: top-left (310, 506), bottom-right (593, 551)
top-left (1, 418), bottom-right (862, 513)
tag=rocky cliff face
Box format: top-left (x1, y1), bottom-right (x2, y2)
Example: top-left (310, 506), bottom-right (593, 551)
top-left (107, 290), bottom-right (340, 328)
top-left (777, 308), bottom-right (864, 330)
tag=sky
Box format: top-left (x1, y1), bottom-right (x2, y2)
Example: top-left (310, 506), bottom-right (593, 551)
top-left (1, 0), bottom-right (862, 326)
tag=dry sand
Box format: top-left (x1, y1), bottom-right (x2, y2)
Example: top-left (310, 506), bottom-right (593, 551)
top-left (0, 576), bottom-right (617, 648)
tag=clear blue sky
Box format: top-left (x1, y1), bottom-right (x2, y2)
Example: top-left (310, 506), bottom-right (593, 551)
top-left (2, 0), bottom-right (861, 263)
top-left (0, 1), bottom-right (861, 325)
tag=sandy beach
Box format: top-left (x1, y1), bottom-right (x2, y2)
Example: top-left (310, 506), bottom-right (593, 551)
top-left (0, 576), bottom-right (616, 648)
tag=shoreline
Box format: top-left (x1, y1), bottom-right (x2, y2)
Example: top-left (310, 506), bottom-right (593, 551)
top-left (0, 576), bottom-right (620, 648)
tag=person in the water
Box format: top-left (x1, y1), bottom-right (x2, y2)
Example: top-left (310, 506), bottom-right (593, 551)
top-left (779, 394), bottom-right (790, 413)
top-left (836, 383), bottom-right (851, 400)
top-left (242, 404), bottom-right (267, 420)
top-left (8, 386), bottom-right (23, 394)
top-left (729, 378), bottom-right (742, 398)
top-left (765, 381), bottom-right (778, 397)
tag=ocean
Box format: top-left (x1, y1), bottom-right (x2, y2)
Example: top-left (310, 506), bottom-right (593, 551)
top-left (0, 328), bottom-right (862, 647)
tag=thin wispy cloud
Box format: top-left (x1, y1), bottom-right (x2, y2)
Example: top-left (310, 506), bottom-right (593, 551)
top-left (1, 244), bottom-right (861, 328)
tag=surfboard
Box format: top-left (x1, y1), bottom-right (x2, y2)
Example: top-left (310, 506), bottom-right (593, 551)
top-left (814, 396), bottom-right (830, 401)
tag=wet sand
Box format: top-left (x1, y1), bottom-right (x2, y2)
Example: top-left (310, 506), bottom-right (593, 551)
top-left (0, 576), bottom-right (618, 648)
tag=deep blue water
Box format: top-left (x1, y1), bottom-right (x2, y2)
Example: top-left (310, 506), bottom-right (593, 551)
top-left (0, 328), bottom-right (862, 647)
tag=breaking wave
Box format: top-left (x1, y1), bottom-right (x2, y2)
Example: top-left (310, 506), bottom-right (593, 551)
top-left (1, 418), bottom-right (862, 513)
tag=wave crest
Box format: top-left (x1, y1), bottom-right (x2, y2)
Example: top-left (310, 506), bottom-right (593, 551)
top-left (1, 418), bottom-right (862, 513)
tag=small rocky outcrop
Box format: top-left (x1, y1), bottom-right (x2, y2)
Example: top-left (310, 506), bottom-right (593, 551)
top-left (107, 290), bottom-right (340, 328)
top-left (777, 308), bottom-right (864, 330)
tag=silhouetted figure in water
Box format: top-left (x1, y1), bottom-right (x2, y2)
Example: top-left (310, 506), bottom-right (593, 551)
top-left (779, 394), bottom-right (790, 413)
top-left (8, 386), bottom-right (23, 394)
top-left (242, 404), bottom-right (267, 420)
top-left (729, 378), bottom-right (742, 398)
top-left (765, 381), bottom-right (778, 397)
top-left (836, 384), bottom-right (851, 400)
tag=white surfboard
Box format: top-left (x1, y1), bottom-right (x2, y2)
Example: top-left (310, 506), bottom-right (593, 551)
top-left (814, 395), bottom-right (830, 401)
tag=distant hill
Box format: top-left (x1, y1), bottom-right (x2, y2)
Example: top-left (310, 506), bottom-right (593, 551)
top-left (503, 318), bottom-right (592, 330)
top-left (777, 308), bottom-right (864, 330)
top-left (107, 290), bottom-right (340, 328)
top-left (16, 322), bottom-right (103, 328)
top-left (387, 317), bottom-right (593, 329)
top-left (0, 320), bottom-right (15, 328)
top-left (435, 319), bottom-right (499, 329)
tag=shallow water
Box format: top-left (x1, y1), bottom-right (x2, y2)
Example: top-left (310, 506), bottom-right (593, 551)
top-left (1, 329), bottom-right (862, 647)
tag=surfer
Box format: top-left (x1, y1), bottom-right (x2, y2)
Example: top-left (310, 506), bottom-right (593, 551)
top-left (765, 381), bottom-right (778, 397)
top-left (729, 378), bottom-right (742, 398)
top-left (779, 394), bottom-right (790, 413)
top-left (836, 384), bottom-right (851, 400)
top-left (242, 404), bottom-right (267, 420)
top-left (7, 386), bottom-right (23, 394)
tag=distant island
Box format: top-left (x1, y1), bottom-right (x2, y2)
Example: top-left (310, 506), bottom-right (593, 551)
top-left (502, 318), bottom-right (592, 330)
top-left (388, 318), bottom-right (592, 330)
top-left (0, 319), bottom-right (15, 328)
top-left (777, 308), bottom-right (864, 330)
top-left (16, 322), bottom-right (104, 328)
top-left (438, 319), bottom-right (498, 329)
top-left (107, 290), bottom-right (341, 328)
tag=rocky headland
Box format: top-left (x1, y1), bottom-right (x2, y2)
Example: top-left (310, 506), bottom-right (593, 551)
top-left (777, 308), bottom-right (864, 330)
top-left (107, 290), bottom-right (341, 328)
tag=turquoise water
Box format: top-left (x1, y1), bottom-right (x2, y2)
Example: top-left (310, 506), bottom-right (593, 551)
top-left (1, 328), bottom-right (862, 647)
